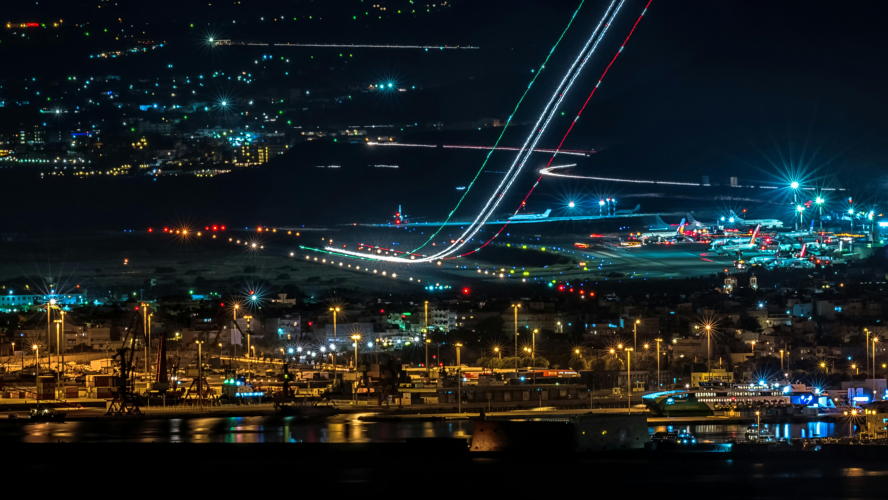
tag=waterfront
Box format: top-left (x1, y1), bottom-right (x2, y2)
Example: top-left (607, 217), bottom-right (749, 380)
top-left (0, 415), bottom-right (851, 444)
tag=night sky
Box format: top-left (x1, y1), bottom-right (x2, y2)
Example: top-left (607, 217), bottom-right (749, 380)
top-left (3, 0), bottom-right (887, 231)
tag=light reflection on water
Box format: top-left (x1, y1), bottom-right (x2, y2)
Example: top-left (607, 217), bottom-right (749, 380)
top-left (649, 421), bottom-right (844, 441)
top-left (2, 415), bottom-right (475, 444)
top-left (4, 417), bottom-right (849, 444)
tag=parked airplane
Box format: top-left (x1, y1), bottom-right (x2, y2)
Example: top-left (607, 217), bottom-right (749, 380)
top-left (640, 219), bottom-right (687, 242)
top-left (715, 225), bottom-right (762, 255)
top-left (509, 209), bottom-right (552, 220)
top-left (615, 204), bottom-right (641, 215)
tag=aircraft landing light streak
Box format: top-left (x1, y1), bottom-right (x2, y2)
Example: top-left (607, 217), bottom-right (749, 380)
top-left (456, 0), bottom-right (655, 259)
top-left (367, 142), bottom-right (594, 157)
top-left (539, 165), bottom-right (847, 190)
top-left (540, 165), bottom-right (701, 186)
top-left (325, 0), bottom-right (626, 263)
top-left (402, 0), bottom-right (589, 253)
top-left (219, 41), bottom-right (479, 49)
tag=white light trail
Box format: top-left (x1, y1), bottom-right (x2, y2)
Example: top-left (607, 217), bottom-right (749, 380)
top-left (540, 165), bottom-right (701, 186)
top-left (326, 0), bottom-right (626, 263)
top-left (367, 142), bottom-right (593, 156)
top-left (274, 43), bottom-right (479, 49)
top-left (540, 165), bottom-right (847, 190)
top-left (425, 0), bottom-right (625, 259)
top-left (223, 42), bottom-right (478, 49)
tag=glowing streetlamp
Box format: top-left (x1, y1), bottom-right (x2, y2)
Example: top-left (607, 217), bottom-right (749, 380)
top-left (329, 306), bottom-right (341, 340)
top-left (654, 338), bottom-right (663, 388)
top-left (511, 304), bottom-right (521, 373)
top-left (454, 342), bottom-right (464, 413)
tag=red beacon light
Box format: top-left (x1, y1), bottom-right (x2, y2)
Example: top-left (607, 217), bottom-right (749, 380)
top-left (148, 228), bottom-right (153, 232)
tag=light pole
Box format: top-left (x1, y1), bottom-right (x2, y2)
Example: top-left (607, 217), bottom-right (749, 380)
top-left (532, 329), bottom-right (538, 384)
top-left (142, 303), bottom-right (150, 378)
top-left (33, 344), bottom-right (39, 405)
top-left (54, 319), bottom-right (62, 392)
top-left (845, 409), bottom-right (857, 437)
top-left (705, 324), bottom-right (712, 374)
top-left (455, 342), bottom-right (463, 413)
top-left (329, 307), bottom-right (340, 340)
top-left (634, 319), bottom-right (640, 354)
top-left (624, 347), bottom-right (633, 411)
top-left (45, 300), bottom-right (53, 369)
top-left (512, 304), bottom-right (521, 374)
top-left (599, 199), bottom-right (605, 217)
top-left (796, 205), bottom-right (805, 230)
top-left (244, 315), bottom-right (253, 358)
top-left (816, 197), bottom-right (824, 230)
top-left (60, 311), bottom-right (66, 388)
top-left (423, 329), bottom-right (429, 370)
top-left (755, 411), bottom-right (761, 438)
top-left (874, 338), bottom-right (879, 400)
top-left (494, 347), bottom-right (501, 360)
top-left (351, 334), bottom-right (360, 367)
top-left (780, 349), bottom-right (784, 371)
top-left (790, 181), bottom-right (800, 229)
top-left (852, 363), bottom-right (858, 376)
top-left (233, 303), bottom-right (239, 346)
top-left (654, 338), bottom-right (663, 388)
top-left (195, 340), bottom-right (204, 407)
top-left (865, 328), bottom-right (870, 373)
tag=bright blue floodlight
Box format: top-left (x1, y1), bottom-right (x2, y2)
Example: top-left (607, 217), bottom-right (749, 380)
top-left (599, 200), bottom-right (605, 206)
top-left (568, 201), bottom-right (575, 208)
top-left (790, 181), bottom-right (799, 189)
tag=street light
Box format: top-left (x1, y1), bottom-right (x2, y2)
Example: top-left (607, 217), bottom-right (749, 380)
top-left (351, 334), bottom-right (361, 365)
top-left (623, 347), bottom-right (634, 411)
top-left (633, 319), bottom-right (641, 354)
top-left (32, 344), bottom-right (39, 376)
top-left (329, 307), bottom-right (340, 340)
top-left (511, 304), bottom-right (521, 374)
top-left (454, 342), bottom-right (464, 414)
top-left (755, 411), bottom-right (761, 439)
top-left (654, 338), bottom-right (663, 388)
top-left (874, 338), bottom-right (880, 400)
top-left (704, 324), bottom-right (713, 374)
top-left (494, 347), bottom-right (501, 360)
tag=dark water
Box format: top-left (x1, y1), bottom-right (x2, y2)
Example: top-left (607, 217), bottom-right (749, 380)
top-left (2, 414), bottom-right (473, 443)
top-left (3, 415), bottom-right (852, 443)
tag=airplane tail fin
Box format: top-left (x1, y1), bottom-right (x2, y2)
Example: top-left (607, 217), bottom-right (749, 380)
top-left (542, 209), bottom-right (552, 218)
top-left (749, 224), bottom-right (761, 245)
top-left (677, 218), bottom-right (687, 236)
top-left (632, 204), bottom-right (641, 213)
